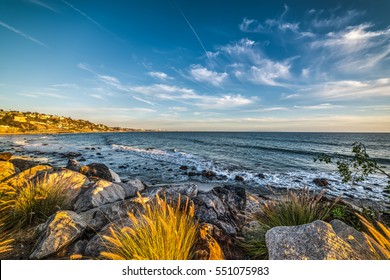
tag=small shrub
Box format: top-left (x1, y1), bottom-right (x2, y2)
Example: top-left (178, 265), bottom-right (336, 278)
top-left (101, 194), bottom-right (199, 260)
top-left (0, 174), bottom-right (71, 229)
top-left (241, 188), bottom-right (337, 259)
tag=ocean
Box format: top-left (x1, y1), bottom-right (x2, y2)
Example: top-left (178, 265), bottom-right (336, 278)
top-left (1, 132), bottom-right (389, 207)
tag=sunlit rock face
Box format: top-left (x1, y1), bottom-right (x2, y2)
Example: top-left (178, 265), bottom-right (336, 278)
top-left (73, 179), bottom-right (127, 212)
top-left (266, 220), bottom-right (360, 260)
top-left (4, 165), bottom-right (53, 188)
top-left (29, 210), bottom-right (87, 259)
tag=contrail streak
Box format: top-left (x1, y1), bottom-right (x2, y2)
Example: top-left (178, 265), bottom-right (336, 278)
top-left (174, 2), bottom-right (214, 69)
top-left (61, 0), bottom-right (121, 40)
top-left (0, 20), bottom-right (47, 48)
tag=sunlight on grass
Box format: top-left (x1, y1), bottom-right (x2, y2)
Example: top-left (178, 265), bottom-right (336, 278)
top-left (240, 188), bottom-right (337, 259)
top-left (0, 174), bottom-right (71, 229)
top-left (357, 213), bottom-right (390, 259)
top-left (0, 223), bottom-right (13, 256)
top-left (101, 194), bottom-right (199, 260)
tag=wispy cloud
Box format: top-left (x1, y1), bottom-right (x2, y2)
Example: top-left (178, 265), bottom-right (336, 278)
top-left (239, 5), bottom-right (300, 33)
top-left (29, 0), bottom-right (58, 13)
top-left (130, 83), bottom-right (254, 109)
top-left (0, 20), bottom-right (47, 48)
top-left (307, 78), bottom-right (390, 100)
top-left (310, 9), bottom-right (363, 29)
top-left (294, 103), bottom-right (343, 110)
top-left (189, 65), bottom-right (228, 87)
top-left (148, 71), bottom-right (173, 80)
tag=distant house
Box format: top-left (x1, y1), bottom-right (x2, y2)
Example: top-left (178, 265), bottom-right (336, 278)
top-left (13, 116), bottom-right (27, 122)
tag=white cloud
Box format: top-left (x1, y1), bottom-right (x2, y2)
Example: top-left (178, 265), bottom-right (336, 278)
top-left (280, 93), bottom-right (302, 100)
top-left (130, 83), bottom-right (254, 109)
top-left (189, 65), bottom-right (228, 87)
top-left (169, 107), bottom-right (188, 112)
top-left (197, 95), bottom-right (253, 110)
top-left (148, 71), bottom-right (173, 80)
top-left (90, 94), bottom-right (104, 100)
top-left (294, 103), bottom-right (343, 110)
top-left (239, 18), bottom-right (263, 33)
top-left (239, 5), bottom-right (299, 34)
top-left (309, 23), bottom-right (390, 74)
top-left (217, 39), bottom-right (292, 86)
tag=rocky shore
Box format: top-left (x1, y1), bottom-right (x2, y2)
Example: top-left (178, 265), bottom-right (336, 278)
top-left (0, 152), bottom-right (388, 260)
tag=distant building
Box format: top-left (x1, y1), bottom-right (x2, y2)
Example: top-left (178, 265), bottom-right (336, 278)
top-left (13, 116), bottom-right (27, 122)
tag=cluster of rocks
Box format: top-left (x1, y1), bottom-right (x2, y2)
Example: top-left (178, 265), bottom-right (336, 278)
top-left (0, 152), bottom-right (386, 260)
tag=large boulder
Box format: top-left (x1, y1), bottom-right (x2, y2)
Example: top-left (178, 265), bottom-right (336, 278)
top-left (34, 169), bottom-right (90, 205)
top-left (266, 220), bottom-right (360, 260)
top-left (30, 211), bottom-right (87, 259)
top-left (9, 158), bottom-right (38, 171)
top-left (66, 159), bottom-right (84, 173)
top-left (4, 165), bottom-right (53, 188)
top-left (141, 183), bottom-right (198, 199)
top-left (0, 161), bottom-right (16, 182)
top-left (193, 186), bottom-right (246, 235)
top-left (80, 198), bottom-right (142, 233)
top-left (0, 152), bottom-right (12, 161)
top-left (73, 179), bottom-right (126, 212)
top-left (80, 163), bottom-right (119, 182)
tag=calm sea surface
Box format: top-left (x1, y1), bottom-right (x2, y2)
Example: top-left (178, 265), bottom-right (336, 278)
top-left (1, 132), bottom-right (389, 206)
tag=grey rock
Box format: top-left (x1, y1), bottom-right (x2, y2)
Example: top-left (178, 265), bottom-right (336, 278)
top-left (0, 152), bottom-right (12, 161)
top-left (73, 179), bottom-right (126, 212)
top-left (141, 183), bottom-right (198, 199)
top-left (80, 198), bottom-right (143, 232)
top-left (30, 211), bottom-right (87, 259)
top-left (266, 220), bottom-right (360, 260)
top-left (9, 158), bottom-right (38, 171)
top-left (193, 186), bottom-right (246, 235)
top-left (80, 163), bottom-right (114, 182)
top-left (84, 219), bottom-right (133, 258)
top-left (109, 168), bottom-right (121, 183)
top-left (66, 159), bottom-right (83, 173)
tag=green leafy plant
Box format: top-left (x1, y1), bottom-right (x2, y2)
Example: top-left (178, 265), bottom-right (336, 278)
top-left (315, 142), bottom-right (390, 191)
top-left (101, 194), bottom-right (199, 260)
top-left (241, 188), bottom-right (338, 259)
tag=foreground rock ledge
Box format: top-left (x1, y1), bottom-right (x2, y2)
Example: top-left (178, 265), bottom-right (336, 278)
top-left (30, 211), bottom-right (87, 260)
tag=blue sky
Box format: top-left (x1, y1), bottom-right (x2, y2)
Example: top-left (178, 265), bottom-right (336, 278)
top-left (0, 0), bottom-right (389, 131)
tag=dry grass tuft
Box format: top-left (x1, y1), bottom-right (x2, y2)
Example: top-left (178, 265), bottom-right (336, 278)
top-left (241, 188), bottom-right (337, 259)
top-left (357, 213), bottom-right (390, 259)
top-left (101, 194), bottom-right (199, 260)
top-left (0, 174), bottom-right (71, 229)
top-left (0, 223), bottom-right (13, 257)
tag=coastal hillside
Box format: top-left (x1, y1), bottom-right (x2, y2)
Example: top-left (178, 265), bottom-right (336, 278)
top-left (0, 109), bottom-right (135, 133)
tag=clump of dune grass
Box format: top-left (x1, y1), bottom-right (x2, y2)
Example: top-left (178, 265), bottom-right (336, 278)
top-left (101, 194), bottom-right (199, 260)
top-left (240, 188), bottom-right (337, 259)
top-left (0, 223), bottom-right (13, 257)
top-left (0, 174), bottom-right (71, 229)
top-left (357, 213), bottom-right (390, 259)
